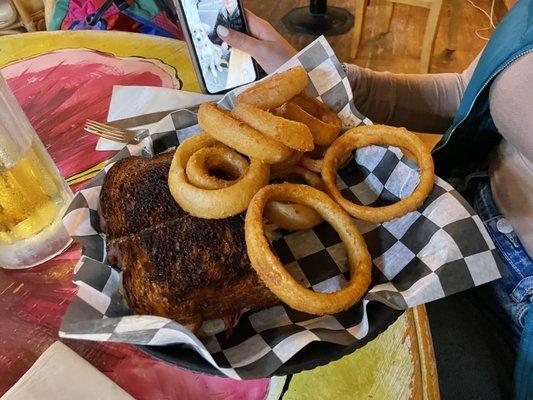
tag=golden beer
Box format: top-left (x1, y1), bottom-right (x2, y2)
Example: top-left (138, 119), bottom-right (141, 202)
top-left (0, 140), bottom-right (66, 244)
top-left (0, 73), bottom-right (73, 268)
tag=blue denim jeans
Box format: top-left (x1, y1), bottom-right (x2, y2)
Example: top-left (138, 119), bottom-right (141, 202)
top-left (473, 181), bottom-right (533, 342)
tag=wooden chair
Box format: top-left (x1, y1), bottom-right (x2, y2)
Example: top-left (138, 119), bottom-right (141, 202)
top-left (0, 0), bottom-right (45, 35)
top-left (351, 0), bottom-right (444, 73)
top-left (0, 0), bottom-right (22, 34)
top-left (43, 0), bottom-right (54, 28)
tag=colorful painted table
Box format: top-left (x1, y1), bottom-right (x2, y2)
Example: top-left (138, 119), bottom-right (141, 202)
top-left (0, 31), bottom-right (439, 399)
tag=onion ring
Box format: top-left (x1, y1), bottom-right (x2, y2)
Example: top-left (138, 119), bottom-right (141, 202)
top-left (277, 93), bottom-right (342, 146)
top-left (245, 183), bottom-right (372, 315)
top-left (299, 145), bottom-right (352, 173)
top-left (266, 166), bottom-right (324, 230)
top-left (298, 145), bottom-right (329, 173)
top-left (232, 103), bottom-right (314, 152)
top-left (270, 165), bottom-right (324, 191)
top-left (185, 145), bottom-right (249, 189)
top-left (198, 103), bottom-right (292, 164)
top-left (236, 66), bottom-right (308, 110)
top-left (270, 150), bottom-right (303, 174)
top-left (168, 133), bottom-right (269, 219)
top-left (322, 125), bottom-right (435, 223)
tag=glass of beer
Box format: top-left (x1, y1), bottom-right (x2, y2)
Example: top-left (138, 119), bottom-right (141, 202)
top-left (0, 73), bottom-right (73, 269)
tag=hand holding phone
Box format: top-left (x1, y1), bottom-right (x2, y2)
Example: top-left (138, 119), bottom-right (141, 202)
top-left (214, 11), bottom-right (298, 74)
top-left (175, 0), bottom-right (259, 94)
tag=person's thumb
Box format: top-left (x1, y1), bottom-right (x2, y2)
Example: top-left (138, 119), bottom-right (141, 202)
top-left (217, 25), bottom-right (262, 57)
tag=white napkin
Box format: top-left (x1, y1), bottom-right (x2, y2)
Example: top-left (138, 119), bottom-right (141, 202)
top-left (96, 86), bottom-right (221, 151)
top-left (1, 342), bottom-right (134, 400)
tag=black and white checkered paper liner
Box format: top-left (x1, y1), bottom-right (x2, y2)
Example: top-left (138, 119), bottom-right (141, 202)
top-left (59, 37), bottom-right (502, 380)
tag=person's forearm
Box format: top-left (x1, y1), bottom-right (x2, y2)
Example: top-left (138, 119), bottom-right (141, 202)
top-left (345, 64), bottom-right (468, 133)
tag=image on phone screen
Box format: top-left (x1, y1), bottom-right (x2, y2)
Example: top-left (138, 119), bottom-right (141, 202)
top-left (179, 0), bottom-right (257, 94)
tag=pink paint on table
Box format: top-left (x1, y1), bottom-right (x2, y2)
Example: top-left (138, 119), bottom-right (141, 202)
top-left (1, 49), bottom-right (178, 179)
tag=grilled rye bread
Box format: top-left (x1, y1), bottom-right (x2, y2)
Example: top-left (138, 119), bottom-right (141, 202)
top-left (100, 152), bottom-right (278, 332)
top-left (99, 152), bottom-right (185, 239)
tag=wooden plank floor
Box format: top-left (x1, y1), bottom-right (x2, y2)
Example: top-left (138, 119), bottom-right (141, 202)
top-left (246, 0), bottom-right (507, 73)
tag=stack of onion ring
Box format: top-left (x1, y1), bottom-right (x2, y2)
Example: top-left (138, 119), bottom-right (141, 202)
top-left (322, 125), bottom-right (435, 223)
top-left (267, 91), bottom-right (343, 175)
top-left (270, 150), bottom-right (303, 174)
top-left (265, 166), bottom-right (325, 230)
top-left (236, 66), bottom-right (309, 110)
top-left (170, 66), bottom-right (346, 224)
top-left (233, 103), bottom-right (314, 152)
top-left (166, 65), bottom-right (436, 317)
top-left (168, 133), bottom-right (269, 219)
top-left (170, 67), bottom-right (325, 220)
top-left (185, 145), bottom-right (249, 190)
top-left (277, 93), bottom-right (342, 146)
top-left (298, 145), bottom-right (329, 173)
top-left (198, 103), bottom-right (293, 164)
top-left (245, 183), bottom-right (372, 315)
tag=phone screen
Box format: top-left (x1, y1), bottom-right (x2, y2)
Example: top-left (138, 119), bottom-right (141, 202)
top-left (177, 0), bottom-right (257, 94)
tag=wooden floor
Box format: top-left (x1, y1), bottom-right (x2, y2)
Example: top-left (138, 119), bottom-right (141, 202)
top-left (246, 0), bottom-right (507, 74)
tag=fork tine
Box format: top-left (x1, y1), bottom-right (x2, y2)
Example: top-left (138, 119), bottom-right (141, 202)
top-left (84, 126), bottom-right (125, 140)
top-left (85, 120), bottom-right (126, 136)
top-left (84, 127), bottom-right (129, 143)
top-left (85, 119), bottom-right (123, 132)
top-left (84, 124), bottom-right (126, 138)
top-left (85, 119), bottom-right (117, 129)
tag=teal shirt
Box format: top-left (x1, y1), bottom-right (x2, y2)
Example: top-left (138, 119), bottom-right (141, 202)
top-left (432, 0), bottom-right (533, 180)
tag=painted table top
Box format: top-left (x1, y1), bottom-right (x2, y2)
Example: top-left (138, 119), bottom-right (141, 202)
top-left (0, 30), bottom-right (439, 399)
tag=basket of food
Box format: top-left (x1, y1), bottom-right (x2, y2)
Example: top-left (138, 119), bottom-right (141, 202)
top-left (60, 37), bottom-right (502, 379)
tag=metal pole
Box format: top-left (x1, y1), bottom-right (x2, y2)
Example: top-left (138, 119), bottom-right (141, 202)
top-left (310, 0), bottom-right (327, 15)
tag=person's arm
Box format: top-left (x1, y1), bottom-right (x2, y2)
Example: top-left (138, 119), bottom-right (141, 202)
top-left (489, 52), bottom-right (533, 163)
top-left (345, 59), bottom-right (477, 133)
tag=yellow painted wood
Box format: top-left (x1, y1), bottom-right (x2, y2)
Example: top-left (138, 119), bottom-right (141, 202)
top-left (285, 313), bottom-right (414, 400)
top-left (0, 30), bottom-right (201, 92)
top-left (285, 306), bottom-right (439, 400)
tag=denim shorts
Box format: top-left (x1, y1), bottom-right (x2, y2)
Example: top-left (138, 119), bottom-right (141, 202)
top-left (473, 181), bottom-right (533, 340)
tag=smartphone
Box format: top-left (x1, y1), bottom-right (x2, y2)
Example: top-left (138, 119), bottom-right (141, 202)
top-left (174, 0), bottom-right (260, 94)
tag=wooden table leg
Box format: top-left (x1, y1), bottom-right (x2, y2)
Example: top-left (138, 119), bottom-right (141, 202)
top-left (409, 305), bottom-right (441, 400)
top-left (420, 0), bottom-right (443, 73)
top-left (384, 1), bottom-right (395, 32)
top-left (446, 0), bottom-right (464, 51)
top-left (350, 0), bottom-right (367, 58)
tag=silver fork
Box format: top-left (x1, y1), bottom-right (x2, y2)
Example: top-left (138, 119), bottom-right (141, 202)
top-left (84, 120), bottom-right (150, 144)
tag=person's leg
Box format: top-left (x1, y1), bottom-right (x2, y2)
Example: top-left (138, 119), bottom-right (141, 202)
top-left (515, 301), bottom-right (533, 400)
top-left (473, 181), bottom-right (533, 344)
top-left (427, 290), bottom-right (516, 399)
top-left (427, 180), bottom-right (533, 398)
